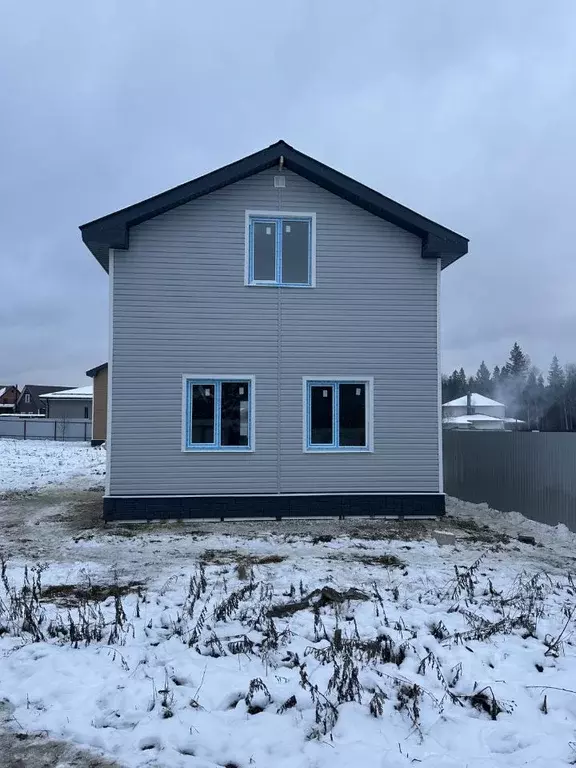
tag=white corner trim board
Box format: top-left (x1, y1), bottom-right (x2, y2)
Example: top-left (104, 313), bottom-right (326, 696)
top-left (105, 248), bottom-right (114, 495)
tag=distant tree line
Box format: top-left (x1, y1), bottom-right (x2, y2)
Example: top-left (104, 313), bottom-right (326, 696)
top-left (442, 342), bottom-right (576, 431)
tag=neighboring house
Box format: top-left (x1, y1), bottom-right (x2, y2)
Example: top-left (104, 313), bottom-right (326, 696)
top-left (42, 386), bottom-right (93, 420)
top-left (443, 393), bottom-right (522, 430)
top-left (443, 413), bottom-right (506, 430)
top-left (86, 363), bottom-right (108, 445)
top-left (80, 139), bottom-right (469, 521)
top-left (0, 385), bottom-right (19, 414)
top-left (16, 385), bottom-right (72, 415)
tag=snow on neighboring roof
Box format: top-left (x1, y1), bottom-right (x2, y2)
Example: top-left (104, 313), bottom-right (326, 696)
top-left (465, 414), bottom-right (504, 422)
top-left (444, 414), bottom-right (504, 425)
top-left (443, 393), bottom-right (505, 408)
top-left (0, 388), bottom-right (6, 398)
top-left (41, 385), bottom-right (93, 399)
top-left (20, 385), bottom-right (73, 399)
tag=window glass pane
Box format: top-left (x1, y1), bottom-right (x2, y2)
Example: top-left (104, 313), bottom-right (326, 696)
top-left (339, 383), bottom-right (366, 446)
top-left (221, 382), bottom-right (249, 446)
top-left (252, 221), bottom-right (276, 281)
top-left (192, 384), bottom-right (215, 444)
top-left (281, 219), bottom-right (310, 284)
top-left (310, 385), bottom-right (333, 444)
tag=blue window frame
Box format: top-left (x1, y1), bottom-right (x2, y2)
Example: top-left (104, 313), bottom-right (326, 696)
top-left (304, 379), bottom-right (372, 452)
top-left (246, 213), bottom-right (315, 287)
top-left (183, 377), bottom-right (254, 452)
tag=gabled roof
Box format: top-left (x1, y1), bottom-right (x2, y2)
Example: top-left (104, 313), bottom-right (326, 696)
top-left (80, 140), bottom-right (468, 272)
top-left (42, 385), bottom-right (93, 399)
top-left (86, 362), bottom-right (108, 378)
top-left (443, 393), bottom-right (505, 408)
top-left (19, 385), bottom-right (73, 401)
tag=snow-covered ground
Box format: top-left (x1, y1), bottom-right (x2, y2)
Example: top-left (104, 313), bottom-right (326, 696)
top-left (1, 443), bottom-right (576, 767)
top-left (0, 438), bottom-right (105, 494)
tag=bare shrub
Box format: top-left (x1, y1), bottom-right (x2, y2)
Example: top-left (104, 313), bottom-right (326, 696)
top-left (213, 582), bottom-right (258, 623)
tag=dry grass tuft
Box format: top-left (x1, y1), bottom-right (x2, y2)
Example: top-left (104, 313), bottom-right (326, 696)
top-left (41, 582), bottom-right (142, 608)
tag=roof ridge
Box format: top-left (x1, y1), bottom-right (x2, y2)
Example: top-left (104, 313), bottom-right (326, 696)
top-left (80, 141), bottom-right (468, 273)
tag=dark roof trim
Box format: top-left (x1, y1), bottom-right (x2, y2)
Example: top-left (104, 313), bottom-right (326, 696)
top-left (86, 362), bottom-right (108, 378)
top-left (80, 140), bottom-right (468, 271)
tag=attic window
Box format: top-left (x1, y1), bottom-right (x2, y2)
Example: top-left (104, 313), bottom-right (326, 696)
top-left (246, 212), bottom-right (316, 287)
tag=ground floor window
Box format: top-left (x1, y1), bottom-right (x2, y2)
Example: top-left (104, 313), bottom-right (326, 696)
top-left (183, 377), bottom-right (254, 451)
top-left (304, 378), bottom-right (373, 452)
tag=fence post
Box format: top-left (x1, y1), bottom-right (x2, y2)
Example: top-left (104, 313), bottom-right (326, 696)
top-left (23, 420), bottom-right (27, 440)
top-left (84, 421), bottom-right (87, 442)
top-left (54, 420), bottom-right (57, 441)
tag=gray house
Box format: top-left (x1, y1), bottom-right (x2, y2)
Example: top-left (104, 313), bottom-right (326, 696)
top-left (42, 386), bottom-right (93, 420)
top-left (80, 141), bottom-right (468, 521)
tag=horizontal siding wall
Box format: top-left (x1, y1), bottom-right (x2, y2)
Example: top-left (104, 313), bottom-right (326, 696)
top-left (277, 172), bottom-right (438, 493)
top-left (110, 168), bottom-right (439, 496)
top-left (47, 400), bottom-right (92, 420)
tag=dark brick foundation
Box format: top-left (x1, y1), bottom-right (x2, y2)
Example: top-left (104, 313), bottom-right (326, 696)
top-left (103, 493), bottom-right (445, 521)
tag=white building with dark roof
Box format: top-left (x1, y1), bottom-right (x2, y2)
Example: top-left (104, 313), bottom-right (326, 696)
top-left (42, 386), bottom-right (93, 420)
top-left (443, 393), bottom-right (523, 430)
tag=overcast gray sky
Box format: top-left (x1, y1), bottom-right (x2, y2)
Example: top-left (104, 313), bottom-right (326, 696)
top-left (1, 0), bottom-right (575, 386)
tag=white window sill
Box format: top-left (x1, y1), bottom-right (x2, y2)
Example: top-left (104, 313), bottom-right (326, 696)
top-left (303, 448), bottom-right (373, 454)
top-left (245, 282), bottom-right (315, 289)
top-left (182, 447), bottom-right (254, 453)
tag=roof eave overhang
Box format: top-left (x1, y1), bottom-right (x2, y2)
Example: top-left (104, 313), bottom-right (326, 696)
top-left (80, 141), bottom-right (469, 272)
top-left (86, 362), bottom-right (108, 378)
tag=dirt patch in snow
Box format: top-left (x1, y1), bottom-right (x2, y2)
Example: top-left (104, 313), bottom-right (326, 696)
top-left (41, 580), bottom-right (143, 608)
top-left (0, 732), bottom-right (121, 768)
top-left (349, 553), bottom-right (405, 567)
top-left (199, 549), bottom-right (286, 566)
top-left (0, 699), bottom-right (121, 768)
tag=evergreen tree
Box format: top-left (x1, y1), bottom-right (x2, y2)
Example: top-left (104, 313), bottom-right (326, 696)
top-left (501, 342), bottom-right (530, 418)
top-left (547, 355), bottom-right (565, 391)
top-left (542, 356), bottom-right (568, 431)
top-left (474, 361), bottom-right (492, 396)
top-left (522, 367), bottom-right (545, 428)
top-left (443, 369), bottom-right (468, 403)
top-left (458, 367), bottom-right (467, 394)
top-left (498, 365), bottom-right (509, 385)
top-left (505, 342), bottom-right (529, 380)
top-left (441, 374), bottom-right (450, 404)
top-left (563, 364), bottom-right (576, 431)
